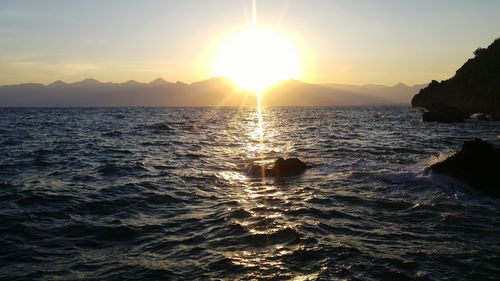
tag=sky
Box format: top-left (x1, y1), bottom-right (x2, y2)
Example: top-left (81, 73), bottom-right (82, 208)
top-left (1, 0), bottom-right (499, 86)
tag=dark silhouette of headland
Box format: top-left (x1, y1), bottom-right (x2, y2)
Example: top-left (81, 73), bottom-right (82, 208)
top-left (412, 38), bottom-right (500, 120)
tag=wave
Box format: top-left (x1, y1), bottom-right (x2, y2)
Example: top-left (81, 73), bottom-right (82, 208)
top-left (428, 170), bottom-right (471, 191)
top-left (371, 170), bottom-right (422, 184)
top-left (146, 123), bottom-right (175, 132)
top-left (241, 227), bottom-right (303, 247)
top-left (96, 162), bottom-right (150, 176)
top-left (2, 107), bottom-right (500, 280)
top-left (102, 130), bottom-right (123, 137)
top-left (286, 206), bottom-right (356, 220)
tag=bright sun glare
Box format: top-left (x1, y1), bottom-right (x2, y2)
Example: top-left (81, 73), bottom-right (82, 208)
top-left (214, 28), bottom-right (299, 93)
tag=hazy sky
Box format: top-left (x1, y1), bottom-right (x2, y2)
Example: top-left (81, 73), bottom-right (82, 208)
top-left (1, 0), bottom-right (499, 85)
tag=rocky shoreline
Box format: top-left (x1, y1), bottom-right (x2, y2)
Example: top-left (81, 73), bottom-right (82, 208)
top-left (429, 139), bottom-right (500, 196)
top-left (412, 38), bottom-right (500, 122)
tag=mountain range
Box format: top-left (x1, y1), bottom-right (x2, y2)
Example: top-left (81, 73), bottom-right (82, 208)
top-left (0, 78), bottom-right (426, 107)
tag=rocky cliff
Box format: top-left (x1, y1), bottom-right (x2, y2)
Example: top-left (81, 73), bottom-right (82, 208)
top-left (412, 38), bottom-right (500, 116)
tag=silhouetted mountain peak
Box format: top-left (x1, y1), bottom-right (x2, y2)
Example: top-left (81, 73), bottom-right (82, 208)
top-left (149, 78), bottom-right (169, 85)
top-left (189, 76), bottom-right (234, 88)
top-left (393, 82), bottom-right (409, 88)
top-left (268, 79), bottom-right (304, 89)
top-left (73, 78), bottom-right (102, 86)
top-left (122, 80), bottom-right (141, 86)
top-left (48, 80), bottom-right (68, 87)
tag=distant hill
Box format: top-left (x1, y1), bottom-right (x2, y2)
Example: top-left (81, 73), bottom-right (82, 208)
top-left (412, 38), bottom-right (500, 115)
top-left (0, 77), bottom-right (426, 107)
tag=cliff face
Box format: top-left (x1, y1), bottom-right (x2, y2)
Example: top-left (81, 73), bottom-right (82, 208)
top-left (412, 38), bottom-right (500, 115)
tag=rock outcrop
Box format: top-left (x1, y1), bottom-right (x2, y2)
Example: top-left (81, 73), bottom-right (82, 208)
top-left (421, 104), bottom-right (469, 123)
top-left (412, 38), bottom-right (500, 117)
top-left (246, 157), bottom-right (310, 178)
top-left (430, 139), bottom-right (500, 195)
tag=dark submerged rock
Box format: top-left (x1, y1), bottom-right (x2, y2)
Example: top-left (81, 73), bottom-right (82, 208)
top-left (421, 105), bottom-right (469, 123)
top-left (430, 139), bottom-right (500, 195)
top-left (246, 157), bottom-right (310, 178)
top-left (412, 38), bottom-right (500, 117)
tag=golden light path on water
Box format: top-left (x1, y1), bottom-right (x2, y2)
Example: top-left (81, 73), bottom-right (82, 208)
top-left (215, 2), bottom-right (318, 278)
top-left (256, 91), bottom-right (266, 179)
top-left (216, 100), bottom-right (320, 279)
top-left (256, 92), bottom-right (264, 142)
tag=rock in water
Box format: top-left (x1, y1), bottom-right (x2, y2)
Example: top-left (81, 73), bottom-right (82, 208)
top-left (269, 158), bottom-right (309, 177)
top-left (246, 157), bottom-right (310, 178)
top-left (470, 113), bottom-right (489, 121)
top-left (430, 139), bottom-right (500, 195)
top-left (421, 105), bottom-right (469, 123)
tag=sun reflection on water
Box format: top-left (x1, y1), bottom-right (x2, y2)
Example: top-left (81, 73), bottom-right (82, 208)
top-left (215, 91), bottom-right (307, 277)
top-left (256, 91), bottom-right (264, 140)
top-left (246, 91), bottom-right (280, 159)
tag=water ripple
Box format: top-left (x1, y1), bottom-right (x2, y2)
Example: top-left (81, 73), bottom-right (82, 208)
top-left (0, 106), bottom-right (499, 280)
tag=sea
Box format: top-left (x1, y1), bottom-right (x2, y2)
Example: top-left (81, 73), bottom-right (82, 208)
top-left (0, 106), bottom-right (499, 280)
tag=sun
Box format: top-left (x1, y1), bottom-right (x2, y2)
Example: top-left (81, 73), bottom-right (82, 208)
top-left (213, 28), bottom-right (300, 93)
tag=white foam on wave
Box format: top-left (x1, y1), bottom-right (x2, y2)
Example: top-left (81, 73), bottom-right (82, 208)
top-left (426, 151), bottom-right (454, 167)
top-left (428, 170), bottom-right (469, 190)
top-left (368, 151), bottom-right (456, 185)
top-left (422, 151), bottom-right (474, 191)
top-left (371, 170), bottom-right (422, 184)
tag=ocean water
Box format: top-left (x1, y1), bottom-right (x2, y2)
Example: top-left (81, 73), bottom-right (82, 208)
top-left (0, 106), bottom-right (499, 280)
